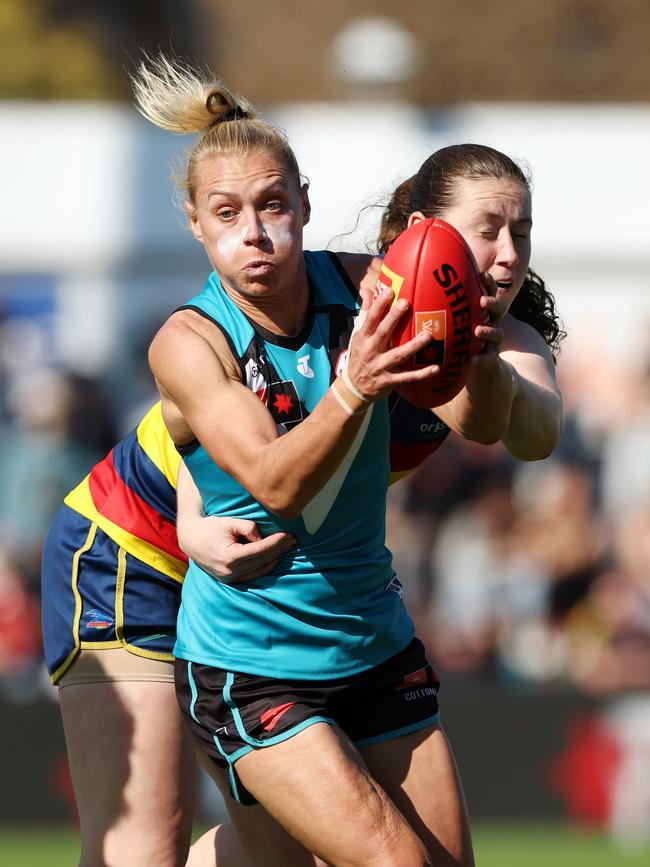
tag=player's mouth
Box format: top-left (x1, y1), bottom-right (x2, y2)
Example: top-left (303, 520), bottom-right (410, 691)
top-left (243, 259), bottom-right (274, 274)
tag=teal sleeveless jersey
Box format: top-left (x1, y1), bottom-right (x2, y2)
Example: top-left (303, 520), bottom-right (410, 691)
top-left (174, 251), bottom-right (415, 678)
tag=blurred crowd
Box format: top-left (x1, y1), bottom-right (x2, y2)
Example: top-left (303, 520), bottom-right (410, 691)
top-left (0, 312), bottom-right (649, 706)
top-left (389, 338), bottom-right (650, 698)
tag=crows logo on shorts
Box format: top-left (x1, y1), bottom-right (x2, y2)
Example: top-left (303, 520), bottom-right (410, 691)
top-left (85, 609), bottom-right (114, 630)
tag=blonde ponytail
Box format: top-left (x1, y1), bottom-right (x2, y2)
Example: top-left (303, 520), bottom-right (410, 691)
top-left (131, 54), bottom-right (254, 134)
top-left (130, 53), bottom-right (300, 204)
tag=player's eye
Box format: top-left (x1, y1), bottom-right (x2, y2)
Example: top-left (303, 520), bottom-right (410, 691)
top-left (265, 200), bottom-right (283, 212)
top-left (216, 208), bottom-right (237, 220)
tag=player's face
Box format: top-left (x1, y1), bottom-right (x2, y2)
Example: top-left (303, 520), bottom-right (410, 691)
top-left (186, 150), bottom-right (310, 302)
top-left (438, 177), bottom-right (532, 312)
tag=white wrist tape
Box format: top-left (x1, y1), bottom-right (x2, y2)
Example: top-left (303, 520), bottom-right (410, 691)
top-left (331, 379), bottom-right (369, 416)
top-left (342, 364), bottom-right (371, 404)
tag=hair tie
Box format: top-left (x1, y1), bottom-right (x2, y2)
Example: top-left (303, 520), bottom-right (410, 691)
top-left (221, 105), bottom-right (248, 122)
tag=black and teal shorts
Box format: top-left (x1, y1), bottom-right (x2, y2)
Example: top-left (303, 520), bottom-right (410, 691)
top-left (175, 636), bottom-right (441, 805)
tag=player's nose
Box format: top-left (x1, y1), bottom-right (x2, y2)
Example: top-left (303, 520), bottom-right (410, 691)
top-left (242, 209), bottom-right (268, 243)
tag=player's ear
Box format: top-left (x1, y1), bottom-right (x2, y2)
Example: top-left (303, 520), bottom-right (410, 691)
top-left (185, 201), bottom-right (203, 243)
top-left (300, 182), bottom-right (311, 226)
top-left (407, 211), bottom-right (427, 229)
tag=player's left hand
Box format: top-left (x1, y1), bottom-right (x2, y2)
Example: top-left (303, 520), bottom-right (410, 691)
top-left (472, 272), bottom-right (508, 364)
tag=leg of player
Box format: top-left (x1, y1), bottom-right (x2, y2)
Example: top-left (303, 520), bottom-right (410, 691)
top-left (187, 751), bottom-right (327, 867)
top-left (60, 680), bottom-right (196, 867)
top-left (233, 721), bottom-right (432, 867)
top-left (361, 723), bottom-right (474, 867)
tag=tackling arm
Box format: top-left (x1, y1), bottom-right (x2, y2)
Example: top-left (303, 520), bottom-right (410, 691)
top-left (434, 316), bottom-right (563, 460)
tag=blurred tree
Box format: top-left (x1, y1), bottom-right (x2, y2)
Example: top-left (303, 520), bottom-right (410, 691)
top-left (0, 0), bottom-right (203, 98)
top-left (0, 0), bottom-right (121, 98)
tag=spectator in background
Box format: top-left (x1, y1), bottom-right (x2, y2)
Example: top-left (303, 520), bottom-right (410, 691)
top-left (0, 547), bottom-right (42, 701)
top-left (0, 368), bottom-right (102, 583)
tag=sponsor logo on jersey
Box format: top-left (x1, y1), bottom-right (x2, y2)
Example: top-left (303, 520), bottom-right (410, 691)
top-left (335, 348), bottom-right (349, 377)
top-left (384, 574), bottom-right (404, 598)
top-left (85, 609), bottom-right (114, 630)
top-left (296, 353), bottom-right (315, 378)
top-left (245, 354), bottom-right (269, 399)
top-left (418, 420), bottom-right (448, 436)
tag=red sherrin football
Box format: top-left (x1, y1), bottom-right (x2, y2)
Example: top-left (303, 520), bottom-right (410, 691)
top-left (375, 217), bottom-right (486, 408)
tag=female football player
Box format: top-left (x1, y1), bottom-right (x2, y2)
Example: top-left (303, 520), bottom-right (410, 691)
top-left (131, 54), bottom-right (562, 867)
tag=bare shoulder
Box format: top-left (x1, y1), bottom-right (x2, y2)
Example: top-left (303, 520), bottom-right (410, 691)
top-left (334, 252), bottom-right (380, 295)
top-left (501, 315), bottom-right (559, 390)
top-left (502, 315), bottom-right (553, 358)
top-left (149, 309), bottom-right (240, 382)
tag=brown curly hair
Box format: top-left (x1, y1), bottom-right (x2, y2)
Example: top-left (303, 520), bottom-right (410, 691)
top-left (378, 144), bottom-right (565, 358)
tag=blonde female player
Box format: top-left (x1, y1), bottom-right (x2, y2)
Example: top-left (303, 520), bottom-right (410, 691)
top-left (134, 55), bottom-right (563, 867)
top-left (42, 398), bottom-right (451, 867)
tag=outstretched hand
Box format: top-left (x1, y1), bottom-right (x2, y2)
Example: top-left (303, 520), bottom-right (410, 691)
top-left (344, 285), bottom-right (441, 400)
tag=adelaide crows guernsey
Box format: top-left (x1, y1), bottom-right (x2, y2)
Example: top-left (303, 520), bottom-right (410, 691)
top-left (64, 402), bottom-right (187, 581)
top-left (175, 251), bottom-right (416, 679)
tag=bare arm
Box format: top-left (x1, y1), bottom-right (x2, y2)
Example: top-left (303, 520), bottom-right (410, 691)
top-left (175, 463), bottom-right (296, 583)
top-left (435, 314), bottom-right (563, 460)
top-left (150, 287), bottom-right (439, 519)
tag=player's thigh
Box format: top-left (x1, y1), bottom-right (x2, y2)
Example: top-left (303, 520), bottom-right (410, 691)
top-left (193, 749), bottom-right (325, 867)
top-left (361, 723), bottom-right (474, 867)
top-left (59, 676), bottom-right (196, 864)
top-left (235, 721), bottom-right (431, 867)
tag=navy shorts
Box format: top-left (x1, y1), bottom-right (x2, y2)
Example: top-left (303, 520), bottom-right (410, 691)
top-left (175, 637), bottom-right (441, 805)
top-left (41, 505), bottom-right (183, 683)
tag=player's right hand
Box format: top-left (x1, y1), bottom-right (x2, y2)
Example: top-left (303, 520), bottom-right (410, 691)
top-left (345, 286), bottom-right (440, 401)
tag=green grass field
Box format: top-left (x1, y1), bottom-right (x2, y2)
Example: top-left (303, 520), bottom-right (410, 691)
top-left (1, 823), bottom-right (649, 866)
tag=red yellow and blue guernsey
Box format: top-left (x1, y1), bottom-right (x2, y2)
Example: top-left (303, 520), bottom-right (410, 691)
top-left (65, 402), bottom-right (186, 582)
top-left (41, 402), bottom-right (188, 683)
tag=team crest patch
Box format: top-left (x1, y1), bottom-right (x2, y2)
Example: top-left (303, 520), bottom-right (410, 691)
top-left (84, 609), bottom-right (114, 630)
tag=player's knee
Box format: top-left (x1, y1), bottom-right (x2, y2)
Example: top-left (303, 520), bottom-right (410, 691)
top-left (79, 829), bottom-right (189, 867)
top-left (357, 824), bottom-right (432, 867)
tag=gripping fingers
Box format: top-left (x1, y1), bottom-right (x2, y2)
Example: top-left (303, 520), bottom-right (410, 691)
top-left (226, 558), bottom-right (281, 584)
top-left (220, 531), bottom-right (295, 582)
top-left (391, 363), bottom-right (441, 384)
top-left (481, 272), bottom-right (498, 297)
top-left (382, 325), bottom-right (434, 369)
top-left (372, 298), bottom-right (411, 346)
top-left (362, 286), bottom-right (404, 338)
